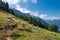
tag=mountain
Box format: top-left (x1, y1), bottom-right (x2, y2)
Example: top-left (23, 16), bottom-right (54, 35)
top-left (0, 10), bottom-right (60, 40)
top-left (13, 9), bottom-right (31, 17)
top-left (13, 9), bottom-right (48, 26)
top-left (32, 16), bottom-right (48, 26)
top-left (46, 20), bottom-right (60, 27)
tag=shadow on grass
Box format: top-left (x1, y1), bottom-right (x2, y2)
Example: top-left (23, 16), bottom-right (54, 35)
top-left (18, 28), bottom-right (33, 33)
top-left (24, 29), bottom-right (33, 33)
top-left (10, 33), bottom-right (26, 40)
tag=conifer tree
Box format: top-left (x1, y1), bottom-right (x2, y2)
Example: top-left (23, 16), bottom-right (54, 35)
top-left (6, 2), bottom-right (9, 11)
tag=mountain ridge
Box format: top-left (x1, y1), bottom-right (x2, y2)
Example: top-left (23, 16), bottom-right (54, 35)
top-left (13, 9), bottom-right (48, 26)
top-left (13, 9), bottom-right (60, 29)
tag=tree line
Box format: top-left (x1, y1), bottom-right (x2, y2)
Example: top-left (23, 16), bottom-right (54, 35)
top-left (17, 15), bottom-right (58, 32)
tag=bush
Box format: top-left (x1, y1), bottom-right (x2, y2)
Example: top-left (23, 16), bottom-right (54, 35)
top-left (48, 24), bottom-right (58, 32)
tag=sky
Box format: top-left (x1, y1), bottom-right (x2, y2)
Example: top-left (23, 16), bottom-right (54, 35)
top-left (2, 0), bottom-right (60, 20)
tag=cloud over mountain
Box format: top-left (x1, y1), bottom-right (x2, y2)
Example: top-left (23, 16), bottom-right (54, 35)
top-left (39, 14), bottom-right (60, 20)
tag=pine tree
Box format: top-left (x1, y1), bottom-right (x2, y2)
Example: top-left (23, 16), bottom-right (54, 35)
top-left (6, 2), bottom-right (9, 11)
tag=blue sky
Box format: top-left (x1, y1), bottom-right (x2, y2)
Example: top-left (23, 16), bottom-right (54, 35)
top-left (2, 0), bottom-right (60, 20)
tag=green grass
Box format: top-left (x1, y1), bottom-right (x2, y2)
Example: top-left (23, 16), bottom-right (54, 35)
top-left (0, 10), bottom-right (60, 40)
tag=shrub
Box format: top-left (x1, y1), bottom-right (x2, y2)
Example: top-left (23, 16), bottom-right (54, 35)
top-left (48, 24), bottom-right (58, 32)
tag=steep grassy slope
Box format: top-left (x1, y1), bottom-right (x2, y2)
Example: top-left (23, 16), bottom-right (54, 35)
top-left (0, 10), bottom-right (60, 40)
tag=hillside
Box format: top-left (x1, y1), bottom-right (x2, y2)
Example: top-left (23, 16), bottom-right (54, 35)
top-left (0, 10), bottom-right (60, 40)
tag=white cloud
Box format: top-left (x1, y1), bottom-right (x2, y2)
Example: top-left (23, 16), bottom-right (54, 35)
top-left (39, 14), bottom-right (60, 20)
top-left (30, 11), bottom-right (39, 16)
top-left (33, 13), bottom-right (39, 17)
top-left (22, 0), bottom-right (28, 3)
top-left (16, 5), bottom-right (31, 13)
top-left (46, 17), bottom-right (60, 20)
top-left (2, 0), bottom-right (21, 5)
top-left (22, 0), bottom-right (37, 3)
top-left (31, 0), bottom-right (37, 4)
top-left (39, 14), bottom-right (47, 19)
top-left (2, 0), bottom-right (37, 4)
top-left (2, 0), bottom-right (37, 5)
